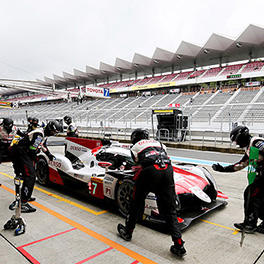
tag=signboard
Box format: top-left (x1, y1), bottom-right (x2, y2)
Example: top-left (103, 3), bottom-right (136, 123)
top-left (245, 81), bottom-right (260, 87)
top-left (132, 81), bottom-right (176, 91)
top-left (226, 74), bottom-right (241, 79)
top-left (248, 146), bottom-right (259, 185)
top-left (153, 109), bottom-right (174, 113)
top-left (84, 87), bottom-right (110, 98)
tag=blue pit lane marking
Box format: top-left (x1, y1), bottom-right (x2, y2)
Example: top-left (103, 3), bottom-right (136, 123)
top-left (169, 156), bottom-right (231, 167)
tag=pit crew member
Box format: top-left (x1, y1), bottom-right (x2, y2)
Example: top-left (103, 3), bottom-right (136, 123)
top-left (0, 118), bottom-right (15, 164)
top-left (63, 115), bottom-right (78, 137)
top-left (9, 120), bottom-right (62, 213)
top-left (212, 126), bottom-right (264, 234)
top-left (117, 128), bottom-right (186, 257)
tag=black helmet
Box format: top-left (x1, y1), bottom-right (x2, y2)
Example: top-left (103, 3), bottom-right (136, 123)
top-left (44, 120), bottom-right (62, 136)
top-left (27, 116), bottom-right (33, 123)
top-left (230, 126), bottom-right (250, 148)
top-left (31, 117), bottom-right (39, 127)
top-left (63, 115), bottom-right (72, 125)
top-left (2, 118), bottom-right (13, 133)
top-left (131, 128), bottom-right (149, 145)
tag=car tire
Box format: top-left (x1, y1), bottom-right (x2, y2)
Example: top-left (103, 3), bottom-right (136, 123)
top-left (36, 156), bottom-right (50, 186)
top-left (116, 179), bottom-right (134, 217)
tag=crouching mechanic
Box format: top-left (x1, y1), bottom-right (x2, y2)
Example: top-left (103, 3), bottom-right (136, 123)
top-left (117, 128), bottom-right (186, 257)
top-left (212, 126), bottom-right (264, 234)
top-left (9, 120), bottom-right (62, 213)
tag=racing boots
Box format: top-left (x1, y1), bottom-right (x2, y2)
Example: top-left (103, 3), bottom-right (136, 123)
top-left (9, 197), bottom-right (36, 210)
top-left (21, 203), bottom-right (36, 213)
top-left (9, 201), bottom-right (17, 211)
top-left (234, 222), bottom-right (256, 233)
top-left (170, 238), bottom-right (186, 257)
top-left (28, 197), bottom-right (36, 202)
top-left (117, 224), bottom-right (132, 241)
top-left (256, 221), bottom-right (264, 234)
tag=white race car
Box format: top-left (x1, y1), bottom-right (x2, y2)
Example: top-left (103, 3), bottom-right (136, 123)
top-left (36, 137), bottom-right (228, 230)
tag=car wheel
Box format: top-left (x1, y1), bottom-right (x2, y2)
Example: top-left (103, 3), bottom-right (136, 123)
top-left (116, 179), bottom-right (134, 217)
top-left (36, 156), bottom-right (50, 185)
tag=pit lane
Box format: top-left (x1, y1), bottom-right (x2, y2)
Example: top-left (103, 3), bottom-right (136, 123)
top-left (0, 146), bottom-right (263, 264)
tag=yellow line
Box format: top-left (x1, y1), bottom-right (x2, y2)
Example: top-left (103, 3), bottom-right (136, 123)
top-left (0, 172), bottom-right (239, 234)
top-left (0, 184), bottom-right (157, 264)
top-left (0, 172), bottom-right (107, 216)
top-left (0, 172), bottom-right (13, 179)
top-left (34, 186), bottom-right (107, 216)
top-left (200, 219), bottom-right (239, 234)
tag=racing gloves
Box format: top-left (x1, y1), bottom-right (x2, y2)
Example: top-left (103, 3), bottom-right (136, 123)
top-left (47, 153), bottom-right (55, 161)
top-left (212, 163), bottom-right (235, 172)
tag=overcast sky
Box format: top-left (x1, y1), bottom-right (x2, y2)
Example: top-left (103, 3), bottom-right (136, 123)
top-left (0, 0), bottom-right (264, 81)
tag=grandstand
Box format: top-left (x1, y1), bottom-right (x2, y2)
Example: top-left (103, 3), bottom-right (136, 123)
top-left (1, 24), bottom-right (264, 136)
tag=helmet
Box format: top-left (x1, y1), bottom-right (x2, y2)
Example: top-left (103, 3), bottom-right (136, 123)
top-left (63, 115), bottom-right (72, 125)
top-left (44, 120), bottom-right (62, 136)
top-left (2, 118), bottom-right (13, 133)
top-left (230, 126), bottom-right (250, 148)
top-left (27, 116), bottom-right (33, 123)
top-left (31, 117), bottom-right (39, 128)
top-left (131, 128), bottom-right (149, 145)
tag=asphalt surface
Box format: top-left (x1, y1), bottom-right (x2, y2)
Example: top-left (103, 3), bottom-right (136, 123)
top-left (0, 145), bottom-right (263, 264)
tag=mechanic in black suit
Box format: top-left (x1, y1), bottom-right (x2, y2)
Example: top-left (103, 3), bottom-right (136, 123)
top-left (26, 117), bottom-right (39, 133)
top-left (63, 115), bottom-right (78, 137)
top-left (117, 128), bottom-right (186, 257)
top-left (212, 126), bottom-right (264, 234)
top-left (9, 121), bottom-right (61, 213)
top-left (0, 118), bottom-right (15, 164)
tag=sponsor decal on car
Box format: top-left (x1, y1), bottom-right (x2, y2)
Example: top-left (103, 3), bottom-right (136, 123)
top-left (103, 175), bottom-right (117, 199)
top-left (105, 187), bottom-right (112, 196)
top-left (145, 204), bottom-right (158, 210)
top-left (146, 194), bottom-right (157, 200)
top-left (104, 175), bottom-right (115, 183)
top-left (49, 160), bottom-right (62, 168)
top-left (70, 145), bottom-right (87, 152)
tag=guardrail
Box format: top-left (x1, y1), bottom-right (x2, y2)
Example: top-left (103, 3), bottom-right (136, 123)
top-left (16, 124), bottom-right (260, 148)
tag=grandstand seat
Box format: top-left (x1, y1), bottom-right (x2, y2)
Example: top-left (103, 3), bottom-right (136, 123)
top-left (219, 64), bottom-right (243, 76)
top-left (202, 67), bottom-right (222, 78)
top-left (158, 73), bottom-right (178, 82)
top-left (241, 61), bottom-right (264, 73)
top-left (175, 71), bottom-right (193, 80)
top-left (188, 70), bottom-right (206, 79)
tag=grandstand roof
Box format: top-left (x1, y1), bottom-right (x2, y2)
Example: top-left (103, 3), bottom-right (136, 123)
top-left (1, 24), bottom-right (264, 95)
top-left (28, 24), bottom-right (264, 87)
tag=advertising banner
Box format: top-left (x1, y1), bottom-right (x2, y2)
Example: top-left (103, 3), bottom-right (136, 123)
top-left (84, 86), bottom-right (110, 98)
top-left (110, 81), bottom-right (176, 93)
top-left (132, 81), bottom-right (176, 91)
top-left (245, 81), bottom-right (260, 87)
top-left (0, 101), bottom-right (12, 108)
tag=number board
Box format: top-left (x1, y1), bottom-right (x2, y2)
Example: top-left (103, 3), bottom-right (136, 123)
top-left (248, 146), bottom-right (259, 185)
top-left (90, 177), bottom-right (104, 199)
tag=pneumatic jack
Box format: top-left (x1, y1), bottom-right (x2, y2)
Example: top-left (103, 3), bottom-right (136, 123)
top-left (4, 174), bottom-right (26, 236)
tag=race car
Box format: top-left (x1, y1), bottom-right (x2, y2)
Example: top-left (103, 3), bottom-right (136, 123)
top-left (36, 137), bottom-right (228, 230)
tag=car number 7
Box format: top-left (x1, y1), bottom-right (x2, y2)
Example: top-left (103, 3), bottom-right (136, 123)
top-left (92, 182), bottom-right (97, 194)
